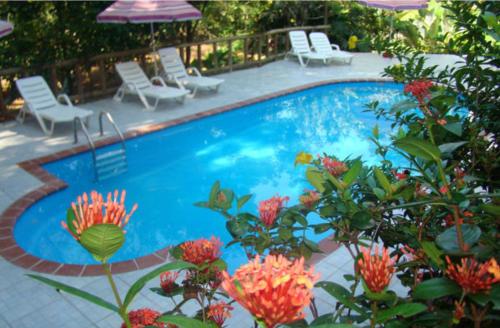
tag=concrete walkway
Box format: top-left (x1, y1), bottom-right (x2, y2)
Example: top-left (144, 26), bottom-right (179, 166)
top-left (0, 53), bottom-right (461, 327)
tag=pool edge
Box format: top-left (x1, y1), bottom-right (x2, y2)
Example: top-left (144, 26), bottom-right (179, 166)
top-left (0, 77), bottom-right (391, 276)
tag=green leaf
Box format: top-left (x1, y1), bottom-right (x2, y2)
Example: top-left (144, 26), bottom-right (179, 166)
top-left (413, 277), bottom-right (461, 300)
top-left (420, 241), bottom-right (444, 267)
top-left (375, 303), bottom-right (427, 323)
top-left (123, 261), bottom-right (196, 310)
top-left (304, 239), bottom-right (321, 253)
top-left (438, 141), bottom-right (467, 156)
top-left (279, 228), bottom-right (293, 241)
top-left (436, 224), bottom-right (481, 252)
top-left (79, 224), bottom-right (125, 262)
top-left (394, 137), bottom-right (441, 161)
top-left (226, 219), bottom-right (249, 237)
top-left (373, 167), bottom-right (392, 194)
top-left (468, 285), bottom-right (500, 310)
top-left (362, 281), bottom-right (397, 302)
top-left (237, 194), bottom-right (252, 210)
top-left (306, 167), bottom-right (326, 193)
top-left (66, 207), bottom-right (78, 237)
top-left (326, 171), bottom-right (345, 191)
top-left (373, 187), bottom-right (386, 200)
top-left (343, 160), bottom-right (362, 186)
top-left (311, 324), bottom-right (354, 328)
top-left (442, 122), bottom-right (462, 136)
top-left (208, 181), bottom-right (220, 208)
top-left (351, 211), bottom-right (374, 230)
top-left (480, 204), bottom-right (500, 216)
top-left (316, 281), bottom-right (368, 316)
top-left (158, 315), bottom-right (214, 327)
top-left (27, 274), bottom-right (119, 313)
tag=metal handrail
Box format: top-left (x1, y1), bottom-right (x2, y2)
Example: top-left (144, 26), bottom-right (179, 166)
top-left (99, 111), bottom-right (126, 151)
top-left (73, 117), bottom-right (98, 179)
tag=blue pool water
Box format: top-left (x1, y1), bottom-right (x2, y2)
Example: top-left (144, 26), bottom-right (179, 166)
top-left (14, 82), bottom-right (407, 271)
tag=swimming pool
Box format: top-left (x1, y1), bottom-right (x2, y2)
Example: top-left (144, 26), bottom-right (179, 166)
top-left (14, 82), bottom-right (406, 271)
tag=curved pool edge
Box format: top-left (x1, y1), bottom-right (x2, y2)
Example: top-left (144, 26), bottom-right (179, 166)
top-left (0, 77), bottom-right (390, 276)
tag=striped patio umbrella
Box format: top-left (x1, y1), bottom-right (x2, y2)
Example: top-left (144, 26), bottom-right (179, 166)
top-left (97, 0), bottom-right (202, 72)
top-left (358, 0), bottom-right (428, 39)
top-left (357, 0), bottom-right (428, 11)
top-left (0, 20), bottom-right (13, 38)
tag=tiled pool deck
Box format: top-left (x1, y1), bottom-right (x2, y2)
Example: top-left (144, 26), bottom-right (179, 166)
top-left (0, 53), bottom-right (462, 327)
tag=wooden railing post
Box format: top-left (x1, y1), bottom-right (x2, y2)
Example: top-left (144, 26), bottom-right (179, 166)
top-left (257, 36), bottom-right (263, 63)
top-left (50, 66), bottom-right (59, 93)
top-left (274, 34), bottom-right (279, 56)
top-left (197, 44), bottom-right (202, 71)
top-left (75, 64), bottom-right (84, 103)
top-left (212, 42), bottom-right (218, 69)
top-left (243, 38), bottom-right (248, 63)
top-left (99, 59), bottom-right (107, 91)
top-left (227, 40), bottom-right (233, 71)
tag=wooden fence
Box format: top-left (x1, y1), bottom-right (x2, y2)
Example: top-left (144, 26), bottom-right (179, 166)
top-left (0, 25), bottom-right (329, 111)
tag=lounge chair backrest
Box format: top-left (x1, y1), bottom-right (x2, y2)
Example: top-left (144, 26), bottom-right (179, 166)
top-left (158, 47), bottom-right (189, 80)
top-left (309, 32), bottom-right (333, 55)
top-left (115, 62), bottom-right (152, 90)
top-left (16, 76), bottom-right (58, 111)
top-left (289, 31), bottom-right (312, 55)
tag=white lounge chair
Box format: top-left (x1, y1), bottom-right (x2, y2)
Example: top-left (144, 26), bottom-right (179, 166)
top-left (309, 32), bottom-right (353, 65)
top-left (287, 30), bottom-right (333, 67)
top-left (158, 47), bottom-right (224, 97)
top-left (114, 61), bottom-right (189, 111)
top-left (16, 76), bottom-right (92, 136)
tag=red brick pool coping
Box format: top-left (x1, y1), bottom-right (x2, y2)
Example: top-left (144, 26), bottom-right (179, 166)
top-left (0, 78), bottom-right (390, 276)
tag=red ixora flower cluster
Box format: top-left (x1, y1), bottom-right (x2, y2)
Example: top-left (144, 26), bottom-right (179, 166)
top-left (207, 301), bottom-right (233, 327)
top-left (321, 156), bottom-right (348, 177)
top-left (221, 254), bottom-right (319, 328)
top-left (180, 236), bottom-right (222, 265)
top-left (61, 190), bottom-right (138, 240)
top-left (160, 271), bottom-right (180, 294)
top-left (258, 195), bottom-right (289, 228)
top-left (299, 189), bottom-right (320, 209)
top-left (357, 246), bottom-right (398, 293)
top-left (122, 308), bottom-right (164, 328)
top-left (403, 79), bottom-right (433, 105)
top-left (446, 256), bottom-right (500, 294)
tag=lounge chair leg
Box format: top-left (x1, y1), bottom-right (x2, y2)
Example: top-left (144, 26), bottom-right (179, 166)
top-left (188, 87), bottom-right (197, 98)
top-left (176, 96), bottom-right (186, 104)
top-left (298, 55), bottom-right (306, 67)
top-left (16, 106), bottom-right (26, 124)
top-left (113, 85), bottom-right (125, 102)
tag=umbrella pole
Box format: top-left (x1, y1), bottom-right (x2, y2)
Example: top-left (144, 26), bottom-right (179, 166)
top-left (150, 22), bottom-right (159, 75)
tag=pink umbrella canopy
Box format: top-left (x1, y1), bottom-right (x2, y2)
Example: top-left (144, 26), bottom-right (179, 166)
top-left (0, 20), bottom-right (13, 38)
top-left (358, 0), bottom-right (428, 11)
top-left (97, 0), bottom-right (202, 23)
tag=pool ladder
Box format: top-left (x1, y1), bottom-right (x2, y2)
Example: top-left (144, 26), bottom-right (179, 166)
top-left (73, 111), bottom-right (128, 181)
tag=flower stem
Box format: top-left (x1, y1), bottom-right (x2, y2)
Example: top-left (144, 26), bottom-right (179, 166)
top-left (427, 122), bottom-right (465, 251)
top-left (102, 262), bottom-right (130, 328)
top-left (370, 301), bottom-right (378, 328)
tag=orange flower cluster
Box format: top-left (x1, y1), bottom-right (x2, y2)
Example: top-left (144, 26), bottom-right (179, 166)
top-left (62, 190), bottom-right (138, 240)
top-left (258, 195), bottom-right (289, 228)
top-left (207, 301), bottom-right (233, 327)
top-left (453, 301), bottom-right (465, 323)
top-left (180, 237), bottom-right (222, 265)
top-left (221, 254), bottom-right (319, 328)
top-left (160, 271), bottom-right (180, 294)
top-left (123, 308), bottom-right (164, 328)
top-left (446, 256), bottom-right (500, 294)
top-left (321, 157), bottom-right (348, 177)
top-left (403, 79), bottom-right (433, 105)
top-left (357, 246), bottom-right (398, 293)
top-left (299, 189), bottom-right (320, 209)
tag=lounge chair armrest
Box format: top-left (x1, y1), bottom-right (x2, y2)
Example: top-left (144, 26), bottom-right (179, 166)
top-left (187, 67), bottom-right (202, 77)
top-left (331, 44), bottom-right (341, 51)
top-left (151, 76), bottom-right (168, 87)
top-left (57, 94), bottom-right (74, 107)
top-left (172, 77), bottom-right (187, 90)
